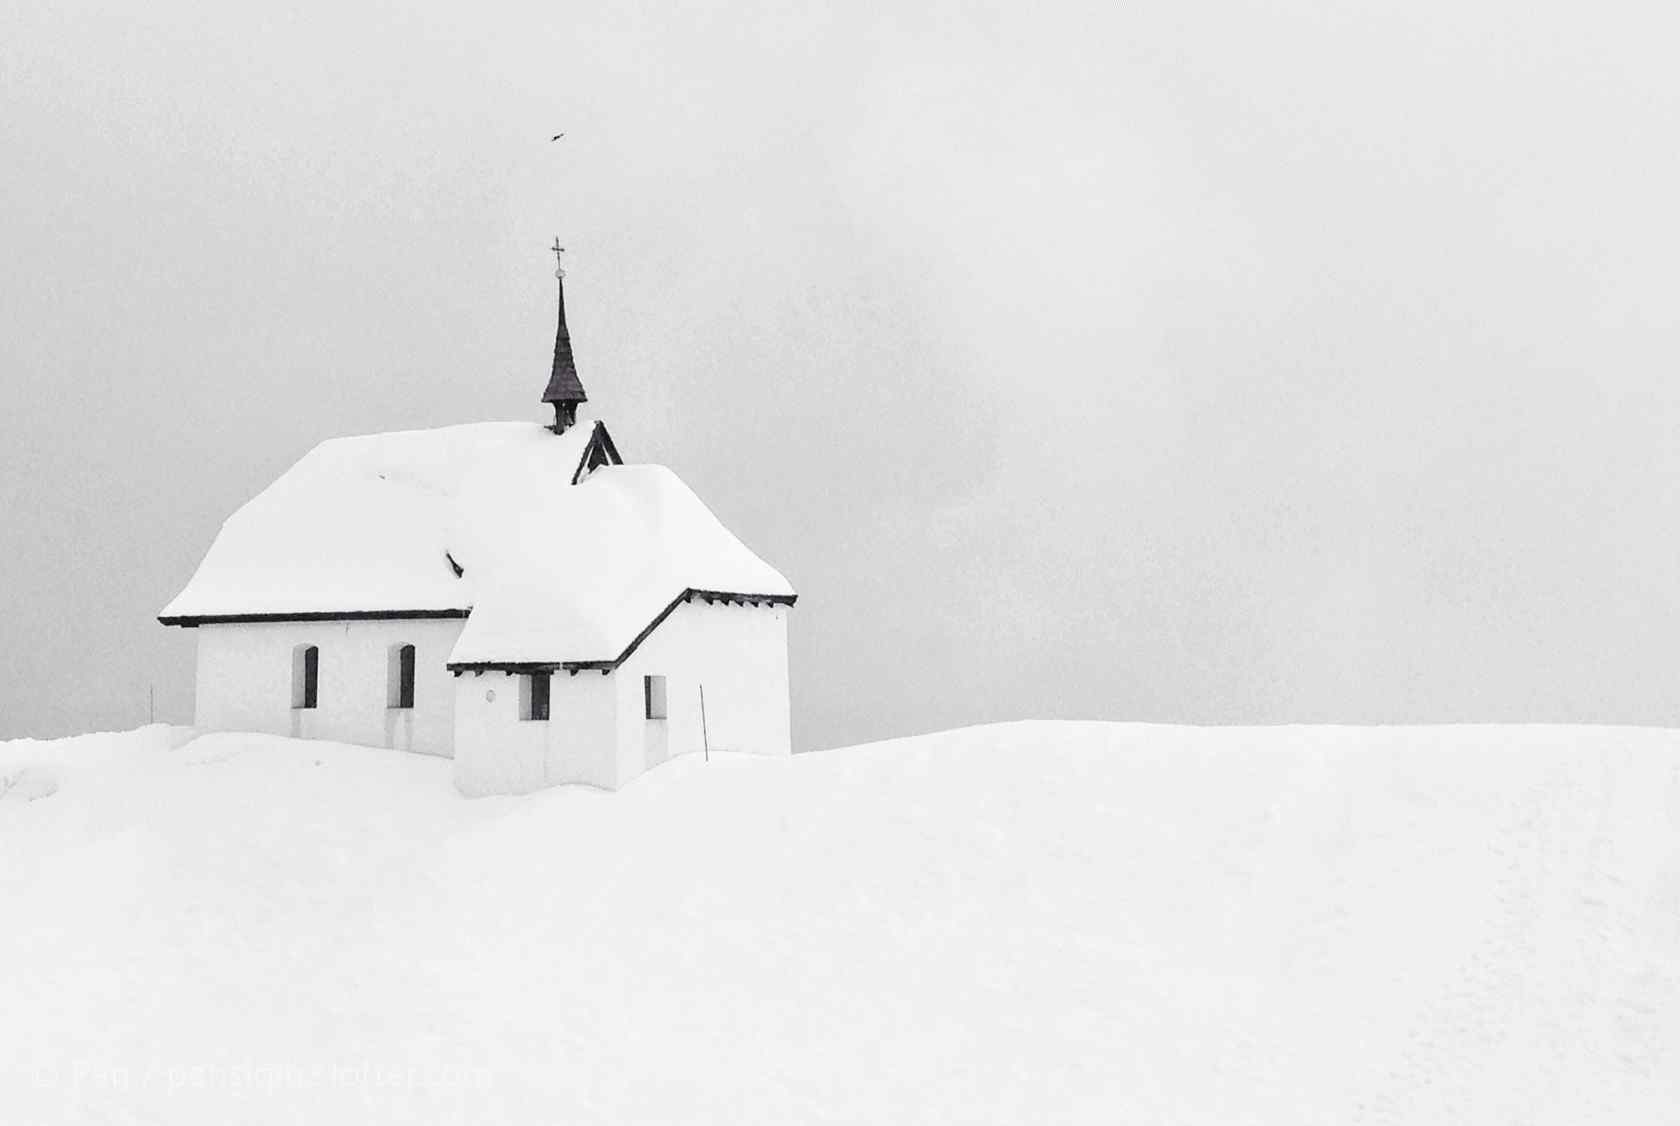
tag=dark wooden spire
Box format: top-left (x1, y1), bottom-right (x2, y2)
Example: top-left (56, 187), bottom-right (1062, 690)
top-left (542, 239), bottom-right (587, 433)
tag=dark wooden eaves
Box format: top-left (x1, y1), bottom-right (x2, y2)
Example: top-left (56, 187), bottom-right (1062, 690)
top-left (159, 608), bottom-right (472, 628)
top-left (446, 588), bottom-right (796, 676)
top-left (450, 661), bottom-right (561, 677)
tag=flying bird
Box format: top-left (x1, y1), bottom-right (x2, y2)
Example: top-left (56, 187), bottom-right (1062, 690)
top-left (551, 133), bottom-right (565, 141)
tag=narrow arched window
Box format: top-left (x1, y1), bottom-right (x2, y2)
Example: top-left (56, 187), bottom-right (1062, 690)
top-left (292, 645), bottom-right (318, 710)
top-left (388, 644), bottom-right (416, 709)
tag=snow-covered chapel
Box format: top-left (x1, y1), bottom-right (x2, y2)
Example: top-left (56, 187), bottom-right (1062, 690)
top-left (159, 249), bottom-right (796, 794)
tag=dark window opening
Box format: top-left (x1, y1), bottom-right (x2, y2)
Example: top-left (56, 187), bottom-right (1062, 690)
top-left (292, 645), bottom-right (319, 710)
top-left (644, 674), bottom-right (668, 720)
top-left (522, 672), bottom-right (551, 721)
top-left (389, 644), bottom-right (416, 709)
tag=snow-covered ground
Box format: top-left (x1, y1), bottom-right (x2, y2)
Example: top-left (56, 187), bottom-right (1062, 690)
top-left (3, 722), bottom-right (1677, 1123)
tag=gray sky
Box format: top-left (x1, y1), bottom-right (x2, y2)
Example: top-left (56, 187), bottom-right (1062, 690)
top-left (4, 1), bottom-right (1679, 750)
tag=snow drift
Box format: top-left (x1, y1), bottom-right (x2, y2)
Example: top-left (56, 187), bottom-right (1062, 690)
top-left (2, 722), bottom-right (1677, 1123)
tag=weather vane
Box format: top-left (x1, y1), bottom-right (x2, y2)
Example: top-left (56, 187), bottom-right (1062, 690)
top-left (550, 237), bottom-right (566, 280)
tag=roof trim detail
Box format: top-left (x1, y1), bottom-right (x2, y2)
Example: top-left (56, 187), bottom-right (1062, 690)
top-left (446, 587), bottom-right (796, 675)
top-left (570, 420), bottom-right (623, 485)
top-left (159, 608), bottom-right (472, 628)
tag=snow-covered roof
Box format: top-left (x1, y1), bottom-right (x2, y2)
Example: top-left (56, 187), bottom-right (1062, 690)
top-left (160, 420), bottom-right (794, 667)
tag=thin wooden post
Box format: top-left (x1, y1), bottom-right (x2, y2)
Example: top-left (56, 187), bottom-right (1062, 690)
top-left (699, 684), bottom-right (710, 763)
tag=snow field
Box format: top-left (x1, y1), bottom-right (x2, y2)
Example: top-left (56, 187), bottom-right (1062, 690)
top-left (2, 721), bottom-right (1677, 1123)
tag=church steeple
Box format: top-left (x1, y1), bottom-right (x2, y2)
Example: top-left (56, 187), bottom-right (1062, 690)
top-left (541, 238), bottom-right (587, 434)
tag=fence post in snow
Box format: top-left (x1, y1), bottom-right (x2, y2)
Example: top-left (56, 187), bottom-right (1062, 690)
top-left (699, 684), bottom-right (710, 763)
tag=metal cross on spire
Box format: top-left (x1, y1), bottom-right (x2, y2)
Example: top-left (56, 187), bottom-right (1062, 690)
top-left (550, 237), bottom-right (566, 279)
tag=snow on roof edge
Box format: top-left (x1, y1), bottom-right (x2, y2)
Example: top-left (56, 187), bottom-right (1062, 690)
top-left (159, 421), bottom-right (796, 666)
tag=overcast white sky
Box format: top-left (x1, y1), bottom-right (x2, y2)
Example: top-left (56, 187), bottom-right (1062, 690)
top-left (4, 1), bottom-right (1679, 749)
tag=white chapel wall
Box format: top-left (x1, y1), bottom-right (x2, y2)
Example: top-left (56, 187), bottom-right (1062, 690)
top-left (614, 598), bottom-right (792, 778)
top-left (451, 598), bottom-right (791, 796)
top-left (193, 618), bottom-right (463, 756)
top-left (452, 669), bottom-right (617, 795)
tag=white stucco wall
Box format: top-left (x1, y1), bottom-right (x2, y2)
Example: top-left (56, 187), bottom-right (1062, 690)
top-left (190, 599), bottom-right (789, 791)
top-left (192, 619), bottom-right (464, 756)
top-left (616, 598), bottom-right (792, 768)
top-left (451, 598), bottom-right (791, 796)
top-left (451, 669), bottom-right (618, 795)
